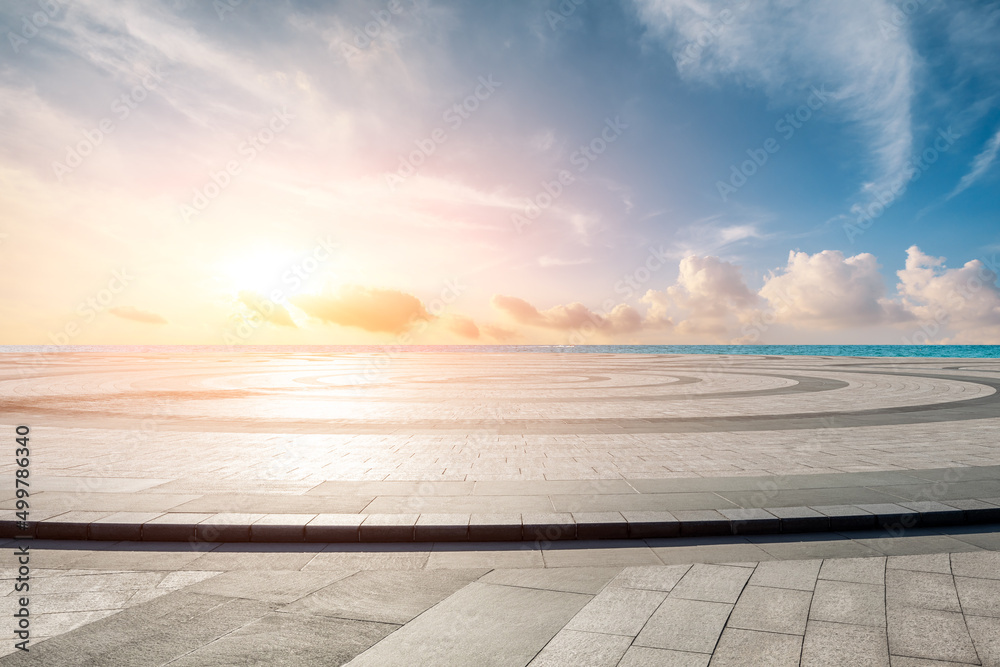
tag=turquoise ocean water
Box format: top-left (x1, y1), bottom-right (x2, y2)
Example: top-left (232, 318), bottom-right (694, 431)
top-left (3, 345), bottom-right (1000, 358)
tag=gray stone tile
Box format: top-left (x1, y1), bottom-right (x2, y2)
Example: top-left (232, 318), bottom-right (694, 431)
top-left (819, 557), bottom-right (886, 585)
top-left (748, 559), bottom-right (821, 591)
top-left (284, 568), bottom-right (486, 624)
top-left (167, 611), bottom-right (397, 666)
top-left (414, 513), bottom-right (470, 542)
top-left (572, 512), bottom-right (628, 539)
top-left (468, 514), bottom-right (523, 541)
top-left (672, 510), bottom-right (731, 536)
top-left (854, 534), bottom-right (980, 557)
top-left (800, 620), bottom-right (889, 667)
top-left (888, 657), bottom-right (983, 667)
top-left (754, 536), bottom-right (884, 560)
top-left (251, 513), bottom-right (314, 542)
top-left (608, 564), bottom-right (692, 591)
top-left (304, 545), bottom-right (430, 571)
top-left (727, 585), bottom-right (812, 635)
top-left (141, 512), bottom-right (213, 542)
top-left (565, 586), bottom-right (667, 636)
top-left (542, 544), bottom-right (661, 568)
top-left (553, 493), bottom-right (736, 513)
top-left (479, 567), bottom-right (621, 594)
top-left (366, 494), bottom-right (552, 514)
top-left (709, 627), bottom-right (802, 667)
top-left (766, 506), bottom-right (830, 533)
top-left (359, 514), bottom-right (418, 542)
top-left (426, 543), bottom-right (544, 569)
top-left (886, 569), bottom-right (961, 613)
top-left (183, 550), bottom-right (321, 571)
top-left (523, 513), bottom-right (576, 541)
top-left (183, 569), bottom-right (355, 603)
top-left (669, 563), bottom-right (753, 603)
top-left (304, 514), bottom-right (365, 542)
top-left (966, 615), bottom-right (1000, 667)
top-left (307, 480), bottom-right (474, 497)
top-left (344, 582), bottom-right (590, 666)
top-left (634, 597), bottom-right (733, 653)
top-left (651, 542), bottom-right (775, 566)
top-left (719, 508), bottom-right (780, 534)
top-left (949, 550), bottom-right (1000, 579)
top-left (887, 553), bottom-right (952, 574)
top-left (528, 629), bottom-right (632, 667)
top-left (618, 646), bottom-right (711, 666)
top-left (810, 579), bottom-right (886, 627)
top-left (954, 576), bottom-right (1000, 617)
top-left (474, 479), bottom-right (637, 497)
top-left (812, 505), bottom-right (877, 531)
top-left (886, 607), bottom-right (979, 664)
top-left (623, 511), bottom-right (680, 538)
top-left (11, 591), bottom-right (276, 665)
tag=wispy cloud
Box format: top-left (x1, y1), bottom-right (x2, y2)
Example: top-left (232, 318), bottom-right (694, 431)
top-left (948, 127), bottom-right (1000, 199)
top-left (633, 0), bottom-right (917, 201)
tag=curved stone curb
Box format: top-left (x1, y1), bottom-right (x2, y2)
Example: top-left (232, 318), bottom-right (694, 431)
top-left (4, 498), bottom-right (1000, 543)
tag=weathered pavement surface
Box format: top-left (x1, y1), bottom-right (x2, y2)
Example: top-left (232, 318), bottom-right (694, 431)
top-left (3, 526), bottom-right (1000, 665)
top-left (1, 350), bottom-right (999, 663)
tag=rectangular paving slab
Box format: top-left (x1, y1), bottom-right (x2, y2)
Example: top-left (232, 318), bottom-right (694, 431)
top-left (343, 582), bottom-right (591, 666)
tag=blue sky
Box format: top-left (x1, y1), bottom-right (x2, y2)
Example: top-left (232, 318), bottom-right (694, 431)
top-left (1, 0), bottom-right (998, 344)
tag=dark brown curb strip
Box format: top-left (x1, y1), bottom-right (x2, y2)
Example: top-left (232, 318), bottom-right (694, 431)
top-left (6, 499), bottom-right (1000, 543)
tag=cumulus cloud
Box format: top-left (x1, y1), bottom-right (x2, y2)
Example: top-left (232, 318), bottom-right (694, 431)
top-left (238, 291), bottom-right (297, 327)
top-left (896, 246), bottom-right (1000, 343)
top-left (445, 315), bottom-right (480, 339)
top-left (291, 286), bottom-right (430, 334)
top-left (633, 0), bottom-right (916, 199)
top-left (642, 255), bottom-right (757, 337)
top-left (486, 246), bottom-right (1000, 344)
top-left (491, 295), bottom-right (643, 335)
top-left (759, 250), bottom-right (909, 328)
top-left (109, 306), bottom-right (167, 324)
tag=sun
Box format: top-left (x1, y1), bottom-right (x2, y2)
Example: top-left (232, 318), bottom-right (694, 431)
top-left (216, 247), bottom-right (297, 295)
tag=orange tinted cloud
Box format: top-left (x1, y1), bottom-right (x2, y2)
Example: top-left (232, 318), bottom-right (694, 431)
top-left (491, 295), bottom-right (642, 333)
top-left (446, 315), bottom-right (480, 339)
top-left (292, 286), bottom-right (430, 334)
top-left (238, 291), bottom-right (297, 327)
top-left (109, 306), bottom-right (168, 324)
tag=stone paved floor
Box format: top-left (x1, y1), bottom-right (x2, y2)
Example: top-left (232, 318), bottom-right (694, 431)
top-left (3, 351), bottom-right (1000, 484)
top-left (3, 350), bottom-right (1000, 663)
top-left (2, 525), bottom-right (1000, 665)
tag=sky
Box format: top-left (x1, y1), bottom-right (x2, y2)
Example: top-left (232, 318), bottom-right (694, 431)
top-left (1, 0), bottom-right (999, 345)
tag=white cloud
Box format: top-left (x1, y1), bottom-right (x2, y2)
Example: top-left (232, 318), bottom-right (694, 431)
top-left (759, 249), bottom-right (909, 328)
top-left (642, 254), bottom-right (757, 337)
top-left (896, 246), bottom-right (1000, 343)
top-left (633, 0), bottom-right (917, 200)
top-left (948, 127), bottom-right (1000, 199)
